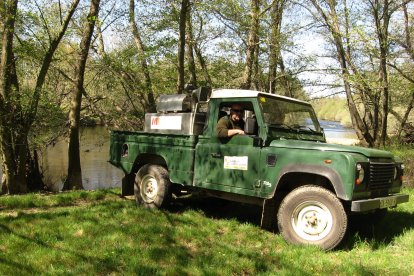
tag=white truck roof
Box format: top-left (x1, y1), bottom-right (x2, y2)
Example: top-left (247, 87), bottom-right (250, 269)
top-left (211, 89), bottom-right (310, 105)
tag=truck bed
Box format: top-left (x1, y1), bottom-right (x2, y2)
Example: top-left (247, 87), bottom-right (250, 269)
top-left (109, 130), bottom-right (198, 186)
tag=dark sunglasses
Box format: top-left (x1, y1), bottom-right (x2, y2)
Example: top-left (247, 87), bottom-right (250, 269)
top-left (231, 109), bottom-right (243, 113)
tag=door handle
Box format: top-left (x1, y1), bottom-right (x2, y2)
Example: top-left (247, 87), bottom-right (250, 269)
top-left (211, 153), bottom-right (222, 158)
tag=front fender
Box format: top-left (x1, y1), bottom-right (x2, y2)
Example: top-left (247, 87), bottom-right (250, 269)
top-left (274, 164), bottom-right (348, 200)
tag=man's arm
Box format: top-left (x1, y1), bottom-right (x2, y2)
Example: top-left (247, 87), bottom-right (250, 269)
top-left (216, 116), bottom-right (244, 137)
top-left (227, 129), bottom-right (245, 136)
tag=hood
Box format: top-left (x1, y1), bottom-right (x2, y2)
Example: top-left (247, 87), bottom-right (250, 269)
top-left (269, 140), bottom-right (394, 159)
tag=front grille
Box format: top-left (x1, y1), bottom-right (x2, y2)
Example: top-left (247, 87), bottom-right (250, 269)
top-left (369, 161), bottom-right (394, 190)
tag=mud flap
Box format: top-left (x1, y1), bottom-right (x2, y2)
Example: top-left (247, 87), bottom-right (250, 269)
top-left (121, 174), bottom-right (135, 196)
top-left (260, 198), bottom-right (278, 231)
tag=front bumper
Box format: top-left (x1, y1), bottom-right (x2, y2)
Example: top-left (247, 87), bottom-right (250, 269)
top-left (351, 194), bottom-right (409, 212)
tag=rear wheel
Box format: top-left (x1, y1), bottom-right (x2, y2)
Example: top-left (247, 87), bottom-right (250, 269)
top-left (134, 164), bottom-right (171, 209)
top-left (277, 185), bottom-right (347, 250)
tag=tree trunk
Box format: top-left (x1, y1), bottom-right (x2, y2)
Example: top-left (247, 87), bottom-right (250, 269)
top-left (129, 0), bottom-right (156, 112)
top-left (0, 129), bottom-right (29, 194)
top-left (391, 4), bottom-right (414, 140)
top-left (194, 42), bottom-right (212, 87)
top-left (402, 4), bottom-right (414, 61)
top-left (268, 0), bottom-right (285, 94)
top-left (186, 4), bottom-right (197, 87)
top-left (1, 0), bottom-right (79, 193)
top-left (96, 19), bottom-right (106, 57)
top-left (372, 0), bottom-right (391, 147)
top-left (177, 0), bottom-right (189, 94)
top-left (252, 41), bottom-right (259, 90)
top-left (390, 91), bottom-right (414, 139)
top-left (310, 0), bottom-right (375, 146)
top-left (240, 0), bottom-right (260, 90)
top-left (278, 57), bottom-right (293, 97)
top-left (63, 0), bottom-right (100, 191)
top-left (27, 148), bottom-right (45, 192)
top-left (0, 0), bottom-right (27, 194)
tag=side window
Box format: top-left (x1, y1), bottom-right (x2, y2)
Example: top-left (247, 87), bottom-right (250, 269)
top-left (194, 102), bottom-right (208, 135)
top-left (216, 102), bottom-right (258, 136)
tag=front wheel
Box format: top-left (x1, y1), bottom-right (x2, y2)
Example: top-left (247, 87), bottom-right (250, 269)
top-left (134, 164), bottom-right (171, 209)
top-left (277, 185), bottom-right (347, 250)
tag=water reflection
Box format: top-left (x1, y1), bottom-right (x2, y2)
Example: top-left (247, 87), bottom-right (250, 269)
top-left (41, 126), bottom-right (124, 191)
top-left (0, 126), bottom-right (124, 191)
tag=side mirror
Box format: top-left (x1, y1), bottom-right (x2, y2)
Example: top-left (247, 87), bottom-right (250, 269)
top-left (245, 117), bottom-right (257, 135)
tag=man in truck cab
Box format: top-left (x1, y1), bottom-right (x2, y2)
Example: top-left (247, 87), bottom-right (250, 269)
top-left (216, 103), bottom-right (246, 137)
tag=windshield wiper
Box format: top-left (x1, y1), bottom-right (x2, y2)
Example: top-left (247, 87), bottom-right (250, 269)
top-left (268, 123), bottom-right (295, 131)
top-left (269, 124), bottom-right (319, 133)
top-left (291, 125), bottom-right (320, 133)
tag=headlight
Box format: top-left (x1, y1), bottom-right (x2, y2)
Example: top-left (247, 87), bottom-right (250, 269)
top-left (356, 163), bottom-right (365, 184)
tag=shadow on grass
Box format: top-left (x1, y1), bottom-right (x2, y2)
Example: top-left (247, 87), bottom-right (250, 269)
top-left (169, 196), bottom-right (262, 226)
top-left (167, 195), bottom-right (414, 251)
top-left (344, 209), bottom-right (414, 250)
top-left (157, 198), bottom-right (284, 274)
top-left (0, 256), bottom-right (41, 275)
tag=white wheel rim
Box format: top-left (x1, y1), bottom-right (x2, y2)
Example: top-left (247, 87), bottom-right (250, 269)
top-left (140, 175), bottom-right (159, 203)
top-left (291, 201), bottom-right (333, 241)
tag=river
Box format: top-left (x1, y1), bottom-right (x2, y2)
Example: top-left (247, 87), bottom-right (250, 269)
top-left (0, 122), bottom-right (357, 191)
top-left (0, 127), bottom-right (123, 192)
top-left (319, 120), bottom-right (359, 145)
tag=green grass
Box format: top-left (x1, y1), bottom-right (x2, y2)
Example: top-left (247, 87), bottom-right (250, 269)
top-left (0, 188), bottom-right (414, 275)
top-left (0, 189), bottom-right (116, 210)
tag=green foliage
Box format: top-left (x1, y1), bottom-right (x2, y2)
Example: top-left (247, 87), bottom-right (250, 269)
top-left (3, 0), bottom-right (414, 194)
top-left (0, 189), bottom-right (414, 274)
top-left (387, 145), bottom-right (414, 188)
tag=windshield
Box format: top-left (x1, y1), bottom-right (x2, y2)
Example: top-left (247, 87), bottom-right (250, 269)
top-left (259, 96), bottom-right (321, 133)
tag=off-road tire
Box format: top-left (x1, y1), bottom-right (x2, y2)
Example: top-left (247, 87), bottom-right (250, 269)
top-left (277, 185), bottom-right (347, 250)
top-left (134, 164), bottom-right (171, 209)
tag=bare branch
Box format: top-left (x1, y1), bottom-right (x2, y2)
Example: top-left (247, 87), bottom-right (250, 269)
top-left (387, 62), bottom-right (414, 83)
top-left (34, 0), bottom-right (52, 43)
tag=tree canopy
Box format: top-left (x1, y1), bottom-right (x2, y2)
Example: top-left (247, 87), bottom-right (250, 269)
top-left (1, 0), bottom-right (414, 193)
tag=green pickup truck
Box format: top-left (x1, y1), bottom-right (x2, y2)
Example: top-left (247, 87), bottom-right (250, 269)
top-left (109, 87), bottom-right (408, 249)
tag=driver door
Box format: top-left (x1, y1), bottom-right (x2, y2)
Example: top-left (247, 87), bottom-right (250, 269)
top-left (194, 101), bottom-right (262, 194)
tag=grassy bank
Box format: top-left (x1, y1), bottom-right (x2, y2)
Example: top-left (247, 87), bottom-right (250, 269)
top-left (311, 98), bottom-right (412, 135)
top-left (0, 189), bottom-right (413, 275)
top-left (311, 97), bottom-right (352, 127)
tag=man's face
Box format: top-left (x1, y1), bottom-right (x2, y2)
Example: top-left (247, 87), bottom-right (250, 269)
top-left (230, 104), bottom-right (243, 123)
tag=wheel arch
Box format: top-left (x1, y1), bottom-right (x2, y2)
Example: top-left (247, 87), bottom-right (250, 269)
top-left (272, 164), bottom-right (347, 200)
top-left (132, 153), bottom-right (168, 174)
